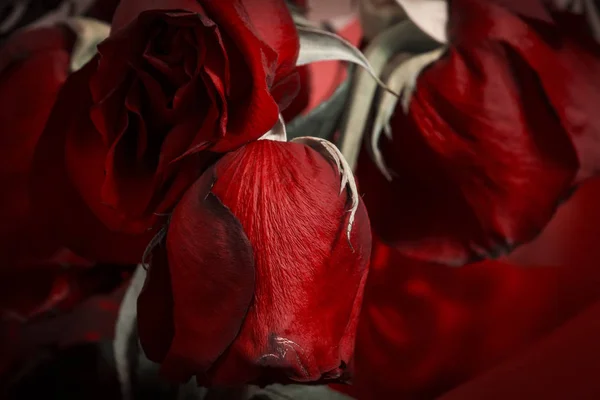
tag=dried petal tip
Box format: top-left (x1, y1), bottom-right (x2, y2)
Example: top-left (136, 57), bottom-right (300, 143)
top-left (292, 137), bottom-right (359, 242)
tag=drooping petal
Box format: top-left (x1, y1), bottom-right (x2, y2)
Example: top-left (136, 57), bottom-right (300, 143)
top-left (138, 169), bottom-right (256, 383)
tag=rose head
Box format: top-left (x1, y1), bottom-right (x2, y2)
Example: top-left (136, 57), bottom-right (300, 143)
top-left (32, 0), bottom-right (300, 262)
top-left (137, 139), bottom-right (371, 385)
top-left (361, 0), bottom-right (600, 265)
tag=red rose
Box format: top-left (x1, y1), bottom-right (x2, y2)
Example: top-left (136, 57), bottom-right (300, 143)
top-left (32, 0), bottom-right (301, 262)
top-left (362, 0), bottom-right (600, 265)
top-left (0, 25), bottom-right (73, 264)
top-left (340, 177), bottom-right (600, 399)
top-left (137, 139), bottom-right (371, 385)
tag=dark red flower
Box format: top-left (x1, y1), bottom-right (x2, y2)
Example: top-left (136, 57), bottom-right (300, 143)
top-left (362, 0), bottom-right (600, 265)
top-left (0, 25), bottom-right (73, 264)
top-left (137, 139), bottom-right (371, 385)
top-left (32, 0), bottom-right (301, 262)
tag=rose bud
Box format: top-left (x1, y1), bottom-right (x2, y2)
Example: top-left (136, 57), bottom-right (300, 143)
top-left (137, 138), bottom-right (371, 385)
top-left (360, 0), bottom-right (600, 266)
top-left (31, 0), bottom-right (302, 262)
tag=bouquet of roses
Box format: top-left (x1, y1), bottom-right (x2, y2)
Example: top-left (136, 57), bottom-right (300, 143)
top-left (1, 0), bottom-right (600, 399)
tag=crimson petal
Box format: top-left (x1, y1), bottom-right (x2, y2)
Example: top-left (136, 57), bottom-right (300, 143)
top-left (139, 169), bottom-right (256, 382)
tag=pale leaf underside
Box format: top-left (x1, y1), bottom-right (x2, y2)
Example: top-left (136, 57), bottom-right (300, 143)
top-left (296, 25), bottom-right (396, 94)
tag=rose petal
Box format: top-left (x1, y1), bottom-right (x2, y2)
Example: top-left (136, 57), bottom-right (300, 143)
top-left (239, 0), bottom-right (301, 109)
top-left (207, 140), bottom-right (371, 384)
top-left (100, 79), bottom-right (157, 220)
top-left (200, 0), bottom-right (286, 152)
top-left (140, 169), bottom-right (256, 382)
top-left (200, 19), bottom-right (229, 137)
